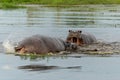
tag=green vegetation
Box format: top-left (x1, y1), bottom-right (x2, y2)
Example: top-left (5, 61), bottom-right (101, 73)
top-left (0, 0), bottom-right (120, 8)
top-left (15, 53), bottom-right (67, 61)
top-left (0, 2), bottom-right (25, 9)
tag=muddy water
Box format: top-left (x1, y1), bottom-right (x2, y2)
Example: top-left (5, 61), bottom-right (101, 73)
top-left (0, 5), bottom-right (120, 80)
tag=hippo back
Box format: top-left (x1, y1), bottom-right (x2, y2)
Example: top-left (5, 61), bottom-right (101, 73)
top-left (81, 32), bottom-right (97, 44)
top-left (15, 35), bottom-right (65, 54)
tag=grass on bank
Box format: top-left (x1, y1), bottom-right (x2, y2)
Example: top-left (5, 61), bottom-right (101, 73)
top-left (0, 3), bottom-right (25, 9)
top-left (0, 0), bottom-right (120, 9)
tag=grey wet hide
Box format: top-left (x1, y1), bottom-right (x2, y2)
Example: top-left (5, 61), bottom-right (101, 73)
top-left (80, 32), bottom-right (97, 44)
top-left (15, 35), bottom-right (65, 54)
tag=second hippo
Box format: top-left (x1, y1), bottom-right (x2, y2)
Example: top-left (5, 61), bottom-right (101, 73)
top-left (66, 30), bottom-right (97, 46)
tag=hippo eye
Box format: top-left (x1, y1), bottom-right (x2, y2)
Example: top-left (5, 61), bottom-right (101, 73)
top-left (78, 30), bottom-right (82, 33)
top-left (14, 47), bottom-right (21, 52)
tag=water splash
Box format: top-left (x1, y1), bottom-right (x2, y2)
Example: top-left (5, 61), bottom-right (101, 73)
top-left (2, 32), bottom-right (25, 54)
top-left (1, 65), bottom-right (12, 70)
top-left (2, 40), bottom-right (15, 53)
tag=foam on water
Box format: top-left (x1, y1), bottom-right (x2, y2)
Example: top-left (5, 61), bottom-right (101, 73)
top-left (2, 40), bottom-right (15, 53)
top-left (2, 31), bottom-right (26, 54)
top-left (1, 65), bottom-right (12, 70)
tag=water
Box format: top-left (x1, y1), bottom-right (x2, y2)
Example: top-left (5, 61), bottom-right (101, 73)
top-left (0, 5), bottom-right (120, 80)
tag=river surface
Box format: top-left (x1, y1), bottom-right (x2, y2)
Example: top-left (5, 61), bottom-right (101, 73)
top-left (0, 5), bottom-right (120, 80)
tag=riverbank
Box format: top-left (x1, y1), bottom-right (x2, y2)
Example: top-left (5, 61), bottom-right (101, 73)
top-left (0, 0), bottom-right (120, 9)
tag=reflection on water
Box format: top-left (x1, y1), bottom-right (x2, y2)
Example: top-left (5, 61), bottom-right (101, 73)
top-left (19, 64), bottom-right (81, 71)
top-left (19, 64), bottom-right (59, 71)
top-left (15, 53), bottom-right (82, 61)
top-left (0, 5), bottom-right (120, 80)
top-left (1, 5), bottom-right (120, 28)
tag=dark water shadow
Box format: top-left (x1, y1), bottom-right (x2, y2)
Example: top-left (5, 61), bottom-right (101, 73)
top-left (18, 64), bottom-right (81, 71)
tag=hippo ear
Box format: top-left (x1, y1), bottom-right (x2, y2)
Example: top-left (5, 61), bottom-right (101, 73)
top-left (78, 30), bottom-right (82, 33)
top-left (69, 30), bottom-right (72, 32)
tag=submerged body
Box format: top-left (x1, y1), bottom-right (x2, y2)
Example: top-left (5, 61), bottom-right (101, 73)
top-left (15, 35), bottom-right (66, 54)
top-left (14, 35), bottom-right (77, 54)
top-left (66, 30), bottom-right (97, 46)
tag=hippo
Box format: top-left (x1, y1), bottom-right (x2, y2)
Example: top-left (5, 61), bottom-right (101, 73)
top-left (66, 30), bottom-right (97, 46)
top-left (14, 35), bottom-right (77, 54)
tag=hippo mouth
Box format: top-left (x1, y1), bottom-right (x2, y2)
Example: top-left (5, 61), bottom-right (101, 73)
top-left (14, 46), bottom-right (26, 53)
top-left (72, 37), bottom-right (77, 43)
top-left (14, 47), bottom-right (22, 52)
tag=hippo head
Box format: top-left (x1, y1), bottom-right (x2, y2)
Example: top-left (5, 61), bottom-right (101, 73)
top-left (66, 30), bottom-right (83, 45)
top-left (68, 30), bottom-right (82, 37)
top-left (14, 45), bottom-right (27, 54)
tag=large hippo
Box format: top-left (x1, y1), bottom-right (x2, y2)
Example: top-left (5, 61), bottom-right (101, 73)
top-left (14, 35), bottom-right (77, 54)
top-left (66, 30), bottom-right (97, 46)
